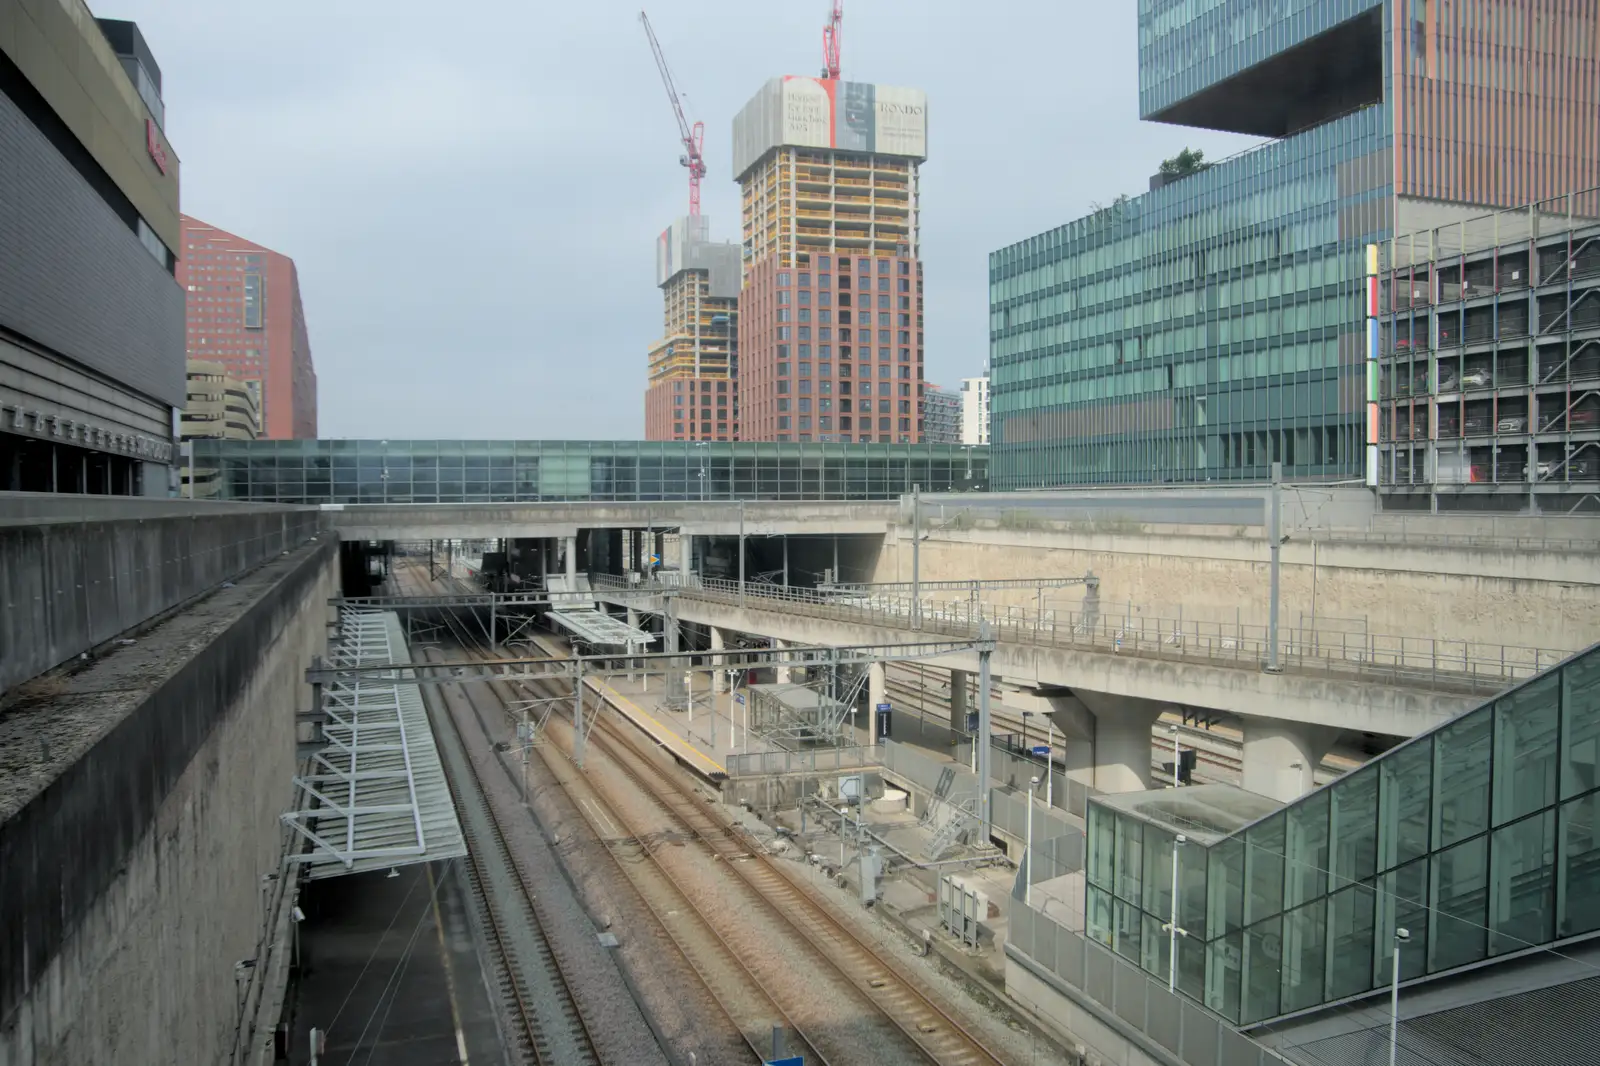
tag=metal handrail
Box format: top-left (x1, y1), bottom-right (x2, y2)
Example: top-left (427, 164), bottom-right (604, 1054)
top-left (667, 576), bottom-right (1568, 695)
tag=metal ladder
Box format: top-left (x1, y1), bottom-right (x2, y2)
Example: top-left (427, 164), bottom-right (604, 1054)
top-left (923, 794), bottom-right (976, 861)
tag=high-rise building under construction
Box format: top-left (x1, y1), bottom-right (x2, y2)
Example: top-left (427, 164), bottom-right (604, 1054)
top-left (731, 77), bottom-right (928, 442)
top-left (643, 216), bottom-right (741, 442)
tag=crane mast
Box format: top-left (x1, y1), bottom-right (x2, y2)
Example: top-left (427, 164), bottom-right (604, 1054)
top-left (822, 0), bottom-right (843, 80)
top-left (639, 11), bottom-right (707, 215)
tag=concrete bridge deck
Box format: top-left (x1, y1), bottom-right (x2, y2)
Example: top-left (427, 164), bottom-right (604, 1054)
top-left (610, 577), bottom-right (1566, 741)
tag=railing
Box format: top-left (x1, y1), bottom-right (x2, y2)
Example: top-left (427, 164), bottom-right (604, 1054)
top-left (668, 576), bottom-right (1569, 694)
top-left (725, 745), bottom-right (876, 778)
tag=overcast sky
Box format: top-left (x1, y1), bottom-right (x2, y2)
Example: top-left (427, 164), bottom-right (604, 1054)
top-left (112, 1), bottom-right (1257, 439)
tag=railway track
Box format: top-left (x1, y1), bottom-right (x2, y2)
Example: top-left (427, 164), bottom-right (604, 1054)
top-left (514, 639), bottom-right (1008, 1066)
top-left (423, 643), bottom-right (605, 1066)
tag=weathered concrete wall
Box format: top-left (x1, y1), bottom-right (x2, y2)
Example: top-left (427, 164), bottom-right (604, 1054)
top-left (0, 539), bottom-right (336, 1066)
top-left (0, 507), bottom-right (322, 695)
top-left (875, 526), bottom-right (1600, 655)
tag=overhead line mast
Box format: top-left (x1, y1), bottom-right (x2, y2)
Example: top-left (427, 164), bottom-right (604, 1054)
top-left (639, 11), bottom-right (707, 215)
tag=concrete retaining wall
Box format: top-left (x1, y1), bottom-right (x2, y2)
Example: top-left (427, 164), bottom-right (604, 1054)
top-left (0, 539), bottom-right (337, 1065)
top-left (875, 525), bottom-right (1600, 655)
top-left (0, 508), bottom-right (321, 695)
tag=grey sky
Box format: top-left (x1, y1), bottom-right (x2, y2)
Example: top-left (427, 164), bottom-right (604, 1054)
top-left (110, 1), bottom-right (1257, 440)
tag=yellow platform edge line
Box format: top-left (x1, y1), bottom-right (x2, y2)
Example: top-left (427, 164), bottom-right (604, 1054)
top-left (526, 634), bottom-right (728, 777)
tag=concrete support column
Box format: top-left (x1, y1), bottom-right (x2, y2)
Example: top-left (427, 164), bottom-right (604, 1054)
top-left (949, 668), bottom-right (969, 734)
top-left (680, 533), bottom-right (695, 576)
top-left (868, 660), bottom-right (886, 749)
top-left (1075, 692), bottom-right (1166, 794)
top-left (562, 536), bottom-right (577, 581)
top-left (710, 626), bottom-right (726, 693)
top-left (773, 639), bottom-right (791, 684)
top-left (626, 607), bottom-right (639, 630)
top-left (1241, 719), bottom-right (1342, 802)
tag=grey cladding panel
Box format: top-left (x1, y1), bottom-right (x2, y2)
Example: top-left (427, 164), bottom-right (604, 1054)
top-left (0, 92), bottom-right (184, 408)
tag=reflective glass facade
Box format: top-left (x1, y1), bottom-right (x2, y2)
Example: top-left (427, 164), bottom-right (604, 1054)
top-left (1139, 0), bottom-right (1383, 120)
top-left (990, 105), bottom-right (1390, 489)
top-left (189, 439), bottom-right (987, 503)
top-left (1084, 642), bottom-right (1600, 1025)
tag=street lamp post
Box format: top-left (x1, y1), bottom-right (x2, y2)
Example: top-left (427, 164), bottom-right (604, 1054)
top-left (1389, 927), bottom-right (1411, 1066)
top-left (1024, 775), bottom-right (1040, 906)
top-left (1163, 833), bottom-right (1189, 993)
top-left (1044, 717), bottom-right (1055, 809)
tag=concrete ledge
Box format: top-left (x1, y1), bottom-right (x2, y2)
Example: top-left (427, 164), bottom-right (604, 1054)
top-left (0, 508), bottom-right (322, 694)
top-left (0, 538), bottom-right (336, 1043)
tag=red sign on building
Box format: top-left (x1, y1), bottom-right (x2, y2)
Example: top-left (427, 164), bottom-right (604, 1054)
top-left (146, 118), bottom-right (167, 175)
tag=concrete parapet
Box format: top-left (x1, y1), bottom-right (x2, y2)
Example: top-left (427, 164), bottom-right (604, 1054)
top-left (0, 506), bottom-right (322, 695)
top-left (0, 538), bottom-right (337, 1065)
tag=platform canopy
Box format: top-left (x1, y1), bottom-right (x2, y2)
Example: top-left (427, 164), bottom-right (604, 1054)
top-left (283, 611), bottom-right (466, 879)
top-left (547, 608), bottom-right (656, 651)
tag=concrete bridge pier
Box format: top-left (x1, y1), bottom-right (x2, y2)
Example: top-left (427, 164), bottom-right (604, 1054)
top-left (1010, 687), bottom-right (1098, 792)
top-left (1075, 692), bottom-right (1169, 793)
top-left (868, 660), bottom-right (886, 748)
top-left (773, 638), bottom-right (791, 683)
top-left (949, 668), bottom-right (969, 733)
top-left (711, 625), bottom-right (726, 693)
top-left (1241, 719), bottom-right (1342, 801)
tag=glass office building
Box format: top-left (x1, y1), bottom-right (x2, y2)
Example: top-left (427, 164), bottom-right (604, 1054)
top-left (1083, 641), bottom-right (1600, 1026)
top-left (991, 0), bottom-right (1600, 490)
top-left (188, 438), bottom-right (987, 503)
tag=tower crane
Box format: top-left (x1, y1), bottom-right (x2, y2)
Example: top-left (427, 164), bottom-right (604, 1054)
top-left (822, 0), bottom-right (843, 79)
top-left (639, 11), bottom-right (707, 216)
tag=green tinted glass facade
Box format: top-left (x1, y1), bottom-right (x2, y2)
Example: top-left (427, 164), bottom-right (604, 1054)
top-left (189, 439), bottom-right (987, 503)
top-left (1084, 642), bottom-right (1600, 1025)
top-left (992, 0), bottom-right (1396, 490)
top-left (991, 107), bottom-right (1391, 489)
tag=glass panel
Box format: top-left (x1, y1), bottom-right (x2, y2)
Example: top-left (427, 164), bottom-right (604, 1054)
top-left (1379, 736), bottom-right (1432, 871)
top-left (1114, 897), bottom-right (1143, 963)
top-left (1429, 836), bottom-right (1488, 973)
top-left (1434, 707), bottom-right (1492, 849)
top-left (1558, 792), bottom-right (1600, 938)
top-left (1331, 767), bottom-right (1378, 889)
top-left (1242, 916), bottom-right (1283, 1024)
top-left (1245, 814), bottom-right (1285, 924)
top-left (1179, 838), bottom-right (1208, 940)
top-left (1326, 882), bottom-right (1376, 999)
top-left (1376, 857), bottom-right (1429, 984)
top-left (1488, 810), bottom-right (1555, 956)
top-left (1178, 932), bottom-right (1205, 1001)
top-left (1280, 900), bottom-right (1327, 1013)
top-left (1087, 803), bottom-right (1115, 889)
top-left (1087, 885), bottom-right (1114, 947)
top-left (1114, 813), bottom-right (1143, 904)
top-left (1562, 652), bottom-right (1600, 801)
top-left (1285, 791), bottom-right (1330, 909)
top-left (1493, 673), bottom-right (1560, 825)
top-left (1142, 911), bottom-right (1168, 978)
top-left (1205, 932), bottom-right (1242, 1023)
top-left (1142, 827), bottom-right (1176, 918)
top-left (1208, 838), bottom-right (1245, 937)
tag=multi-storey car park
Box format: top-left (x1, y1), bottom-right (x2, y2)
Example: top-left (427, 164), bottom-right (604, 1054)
top-left (1377, 191), bottom-right (1600, 512)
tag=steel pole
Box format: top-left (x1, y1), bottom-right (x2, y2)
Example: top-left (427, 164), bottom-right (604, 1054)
top-left (911, 484), bottom-right (922, 630)
top-left (1389, 932), bottom-right (1408, 1066)
top-left (573, 658), bottom-right (585, 769)
top-left (1024, 779), bottom-right (1035, 907)
top-left (977, 620), bottom-right (993, 844)
top-left (1267, 461), bottom-right (1283, 672)
top-left (1045, 719), bottom-right (1054, 809)
top-left (738, 500), bottom-right (746, 609)
top-left (1169, 837), bottom-right (1180, 992)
